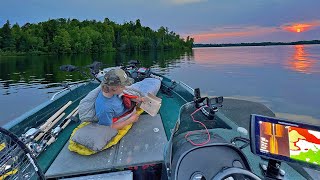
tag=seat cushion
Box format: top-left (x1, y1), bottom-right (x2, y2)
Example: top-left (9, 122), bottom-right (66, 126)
top-left (69, 122), bottom-right (132, 155)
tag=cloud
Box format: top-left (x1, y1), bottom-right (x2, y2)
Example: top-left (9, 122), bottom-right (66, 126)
top-left (282, 20), bottom-right (320, 33)
top-left (186, 19), bottom-right (320, 43)
top-left (190, 26), bottom-right (280, 43)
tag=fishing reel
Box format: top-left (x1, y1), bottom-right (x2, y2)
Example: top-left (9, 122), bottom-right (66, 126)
top-left (26, 142), bottom-right (44, 156)
top-left (20, 128), bottom-right (41, 143)
top-left (121, 60), bottom-right (151, 82)
top-left (121, 60), bottom-right (140, 72)
top-left (194, 88), bottom-right (223, 120)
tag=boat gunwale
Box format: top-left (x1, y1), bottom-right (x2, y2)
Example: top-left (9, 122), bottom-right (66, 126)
top-left (3, 82), bottom-right (91, 130)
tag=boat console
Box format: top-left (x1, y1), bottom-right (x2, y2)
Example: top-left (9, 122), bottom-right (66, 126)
top-left (165, 90), bottom-right (320, 180)
top-left (165, 98), bottom-right (260, 180)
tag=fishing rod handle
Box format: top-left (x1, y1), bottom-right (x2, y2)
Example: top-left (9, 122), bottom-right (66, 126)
top-left (34, 113), bottom-right (65, 141)
top-left (39, 101), bottom-right (72, 130)
top-left (61, 109), bottom-right (79, 129)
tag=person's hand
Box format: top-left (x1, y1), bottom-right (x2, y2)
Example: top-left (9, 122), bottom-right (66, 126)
top-left (138, 97), bottom-right (145, 103)
top-left (130, 113), bottom-right (140, 123)
top-left (133, 96), bottom-right (145, 103)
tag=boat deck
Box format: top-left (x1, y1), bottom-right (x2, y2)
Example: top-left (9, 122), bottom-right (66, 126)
top-left (219, 98), bottom-right (275, 130)
top-left (45, 114), bottom-right (167, 179)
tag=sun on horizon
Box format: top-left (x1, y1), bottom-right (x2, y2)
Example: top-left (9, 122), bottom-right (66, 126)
top-left (284, 23), bottom-right (312, 33)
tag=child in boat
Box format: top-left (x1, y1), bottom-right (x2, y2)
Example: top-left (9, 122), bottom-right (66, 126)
top-left (71, 69), bottom-right (161, 153)
top-left (95, 69), bottom-right (143, 129)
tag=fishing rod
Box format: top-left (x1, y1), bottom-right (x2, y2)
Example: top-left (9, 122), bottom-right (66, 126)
top-left (20, 101), bottom-right (72, 143)
top-left (1, 103), bottom-right (78, 179)
top-left (34, 112), bottom-right (66, 141)
top-left (20, 61), bottom-right (103, 154)
top-left (25, 106), bottom-right (79, 156)
top-left (46, 108), bottom-right (79, 146)
top-left (0, 108), bottom-right (79, 179)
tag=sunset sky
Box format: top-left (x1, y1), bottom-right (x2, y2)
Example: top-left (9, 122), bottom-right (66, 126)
top-left (1, 0), bottom-right (319, 43)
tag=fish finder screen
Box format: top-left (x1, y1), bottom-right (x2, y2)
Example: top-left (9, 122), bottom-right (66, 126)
top-left (253, 115), bottom-right (320, 167)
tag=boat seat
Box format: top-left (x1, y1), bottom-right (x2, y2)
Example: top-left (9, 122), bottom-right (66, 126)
top-left (45, 114), bottom-right (167, 179)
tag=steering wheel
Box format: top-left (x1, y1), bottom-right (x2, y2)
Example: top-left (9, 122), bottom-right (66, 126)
top-left (212, 167), bottom-right (261, 180)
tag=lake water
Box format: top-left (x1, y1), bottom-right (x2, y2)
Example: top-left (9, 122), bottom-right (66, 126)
top-left (1, 45), bottom-right (320, 126)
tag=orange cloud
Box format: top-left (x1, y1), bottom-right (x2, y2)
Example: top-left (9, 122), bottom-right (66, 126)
top-left (282, 20), bottom-right (320, 33)
top-left (191, 26), bottom-right (279, 43)
top-left (283, 24), bottom-right (312, 33)
top-left (282, 21), bottom-right (320, 33)
top-left (185, 20), bottom-right (320, 43)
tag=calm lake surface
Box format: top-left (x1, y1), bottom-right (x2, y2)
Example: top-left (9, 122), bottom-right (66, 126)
top-left (1, 45), bottom-right (320, 126)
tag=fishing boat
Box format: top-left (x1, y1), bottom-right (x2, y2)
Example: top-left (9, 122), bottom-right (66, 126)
top-left (1, 61), bottom-right (319, 180)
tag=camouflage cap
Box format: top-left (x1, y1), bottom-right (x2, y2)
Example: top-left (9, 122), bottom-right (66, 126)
top-left (102, 69), bottom-right (134, 86)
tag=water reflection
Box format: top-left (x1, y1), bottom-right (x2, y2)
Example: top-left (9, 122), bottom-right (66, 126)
top-left (0, 50), bottom-right (189, 125)
top-left (1, 46), bottom-right (320, 126)
top-left (193, 46), bottom-right (280, 66)
top-left (0, 50), bottom-right (190, 95)
top-left (287, 45), bottom-right (317, 74)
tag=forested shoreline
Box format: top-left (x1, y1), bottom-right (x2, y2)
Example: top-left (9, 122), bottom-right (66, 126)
top-left (194, 40), bottom-right (320, 48)
top-left (0, 18), bottom-right (194, 55)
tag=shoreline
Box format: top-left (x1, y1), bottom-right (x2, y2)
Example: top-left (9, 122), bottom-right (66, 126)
top-left (194, 40), bottom-right (320, 48)
top-left (0, 48), bottom-right (190, 57)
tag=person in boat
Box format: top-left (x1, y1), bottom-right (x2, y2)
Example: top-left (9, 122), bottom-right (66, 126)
top-left (70, 68), bottom-right (161, 154)
top-left (95, 69), bottom-right (144, 129)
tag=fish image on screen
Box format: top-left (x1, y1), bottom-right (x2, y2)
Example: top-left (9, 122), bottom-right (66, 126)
top-left (259, 121), bottom-right (290, 157)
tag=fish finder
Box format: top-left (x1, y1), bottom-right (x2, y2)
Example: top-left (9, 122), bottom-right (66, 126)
top-left (250, 114), bottom-right (320, 177)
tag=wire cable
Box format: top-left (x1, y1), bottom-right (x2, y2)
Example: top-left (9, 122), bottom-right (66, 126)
top-left (185, 105), bottom-right (211, 146)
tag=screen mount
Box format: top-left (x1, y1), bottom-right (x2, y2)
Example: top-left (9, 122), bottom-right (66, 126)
top-left (261, 159), bottom-right (285, 180)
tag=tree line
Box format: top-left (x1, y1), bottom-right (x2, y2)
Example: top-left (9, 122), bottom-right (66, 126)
top-left (0, 18), bottom-right (194, 55)
top-left (194, 40), bottom-right (320, 48)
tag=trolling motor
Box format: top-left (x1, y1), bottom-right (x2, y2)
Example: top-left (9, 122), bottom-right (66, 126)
top-left (52, 62), bottom-right (103, 101)
top-left (87, 61), bottom-right (103, 82)
top-left (60, 61), bottom-right (103, 81)
top-left (193, 88), bottom-right (223, 120)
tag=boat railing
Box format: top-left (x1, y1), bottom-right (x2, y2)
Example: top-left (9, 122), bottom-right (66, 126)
top-left (178, 81), bottom-right (194, 94)
top-left (50, 82), bottom-right (87, 101)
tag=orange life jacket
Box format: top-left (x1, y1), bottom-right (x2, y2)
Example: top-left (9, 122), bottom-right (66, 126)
top-left (112, 94), bottom-right (139, 123)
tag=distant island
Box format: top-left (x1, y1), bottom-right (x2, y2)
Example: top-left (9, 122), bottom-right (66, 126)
top-left (0, 18), bottom-right (194, 55)
top-left (194, 40), bottom-right (320, 48)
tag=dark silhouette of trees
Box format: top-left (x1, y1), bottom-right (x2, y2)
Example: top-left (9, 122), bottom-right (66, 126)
top-left (0, 18), bottom-right (193, 55)
top-left (0, 20), bottom-right (15, 51)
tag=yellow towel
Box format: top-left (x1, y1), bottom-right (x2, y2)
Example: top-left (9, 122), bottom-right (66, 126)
top-left (68, 108), bottom-right (144, 155)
